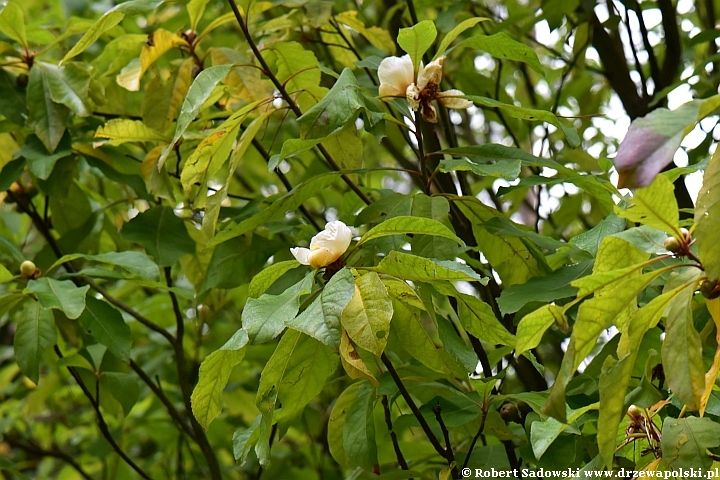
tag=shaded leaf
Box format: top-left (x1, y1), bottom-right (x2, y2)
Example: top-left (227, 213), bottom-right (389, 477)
top-left (26, 278), bottom-right (89, 319)
top-left (13, 300), bottom-right (56, 383)
top-left (78, 296), bottom-right (132, 361)
top-left (121, 206), bottom-right (195, 266)
top-left (662, 417), bottom-right (720, 471)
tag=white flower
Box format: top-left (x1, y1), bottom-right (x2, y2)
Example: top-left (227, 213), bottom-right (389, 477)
top-left (380, 55), bottom-right (472, 123)
top-left (378, 54), bottom-right (415, 100)
top-left (290, 221), bottom-right (353, 268)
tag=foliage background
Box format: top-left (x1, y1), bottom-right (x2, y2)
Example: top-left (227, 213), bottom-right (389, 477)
top-left (1, 0), bottom-right (720, 478)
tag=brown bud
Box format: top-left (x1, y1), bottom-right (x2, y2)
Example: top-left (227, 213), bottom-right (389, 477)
top-left (701, 279), bottom-right (720, 300)
top-left (664, 236), bottom-right (681, 253)
top-left (499, 403), bottom-right (521, 424)
top-left (20, 260), bottom-right (38, 278)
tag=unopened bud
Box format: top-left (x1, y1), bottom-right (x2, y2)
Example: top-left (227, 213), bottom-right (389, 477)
top-left (664, 236), bottom-right (681, 253)
top-left (701, 279), bottom-right (720, 300)
top-left (20, 260), bottom-right (38, 278)
top-left (499, 403), bottom-right (520, 423)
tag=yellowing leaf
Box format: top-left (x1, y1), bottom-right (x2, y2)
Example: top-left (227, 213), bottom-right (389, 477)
top-left (341, 272), bottom-right (393, 357)
top-left (94, 119), bottom-right (169, 146)
top-left (118, 29), bottom-right (187, 92)
top-left (615, 174), bottom-right (680, 237)
top-left (339, 330), bottom-right (378, 386)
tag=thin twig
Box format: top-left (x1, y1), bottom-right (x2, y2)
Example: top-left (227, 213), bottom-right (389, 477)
top-left (433, 404), bottom-right (458, 478)
top-left (381, 395), bottom-right (410, 472)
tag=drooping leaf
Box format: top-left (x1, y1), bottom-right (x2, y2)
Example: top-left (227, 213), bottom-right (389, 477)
top-left (191, 329), bottom-right (249, 430)
top-left (62, 0), bottom-right (164, 62)
top-left (121, 206), bottom-right (196, 266)
top-left (662, 417), bottom-right (720, 470)
top-left (27, 65), bottom-right (69, 153)
top-left (695, 142), bottom-right (720, 281)
top-left (242, 273), bottom-right (313, 344)
top-left (288, 267), bottom-right (355, 349)
top-left (233, 415), bottom-right (262, 463)
top-left (13, 300), bottom-right (56, 383)
top-left (397, 20), bottom-right (437, 74)
top-left (256, 329), bottom-right (338, 422)
top-left (339, 330), bottom-right (378, 385)
top-left (39, 62), bottom-right (92, 117)
top-left (343, 386), bottom-right (378, 469)
top-left (26, 278), bottom-right (89, 319)
top-left (78, 296), bottom-right (132, 361)
top-left (615, 175), bottom-right (680, 237)
top-left (341, 272), bottom-right (393, 356)
top-left (158, 64), bottom-right (233, 169)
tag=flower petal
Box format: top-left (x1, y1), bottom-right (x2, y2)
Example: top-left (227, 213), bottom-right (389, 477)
top-left (417, 56), bottom-right (443, 91)
top-left (378, 55), bottom-right (414, 100)
top-left (379, 83), bottom-right (404, 100)
top-left (406, 84), bottom-right (421, 111)
top-left (308, 247), bottom-right (335, 268)
top-left (437, 89), bottom-right (473, 109)
top-left (421, 103), bottom-right (438, 123)
top-left (290, 247), bottom-right (311, 265)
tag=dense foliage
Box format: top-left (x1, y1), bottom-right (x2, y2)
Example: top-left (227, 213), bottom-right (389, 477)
top-left (1, 0), bottom-right (720, 478)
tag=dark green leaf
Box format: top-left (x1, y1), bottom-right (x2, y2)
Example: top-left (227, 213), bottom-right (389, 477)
top-left (13, 300), bottom-right (56, 383)
top-left (343, 386), bottom-right (378, 469)
top-left (662, 417), bottom-right (720, 470)
top-left (26, 277), bottom-right (89, 319)
top-left (121, 206), bottom-right (195, 266)
top-left (78, 296), bottom-right (132, 361)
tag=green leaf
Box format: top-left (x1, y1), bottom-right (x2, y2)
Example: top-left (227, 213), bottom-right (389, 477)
top-left (210, 173), bottom-right (342, 245)
top-left (13, 300), bottom-right (56, 383)
top-left (614, 175), bottom-right (680, 237)
top-left (375, 250), bottom-right (487, 284)
top-left (343, 386), bottom-right (378, 469)
top-left (453, 196), bottom-right (541, 286)
top-left (103, 372), bottom-right (140, 416)
top-left (544, 268), bottom-right (669, 422)
top-left (49, 251), bottom-right (159, 280)
top-left (191, 329), bottom-right (249, 430)
top-left (158, 64), bottom-right (233, 169)
top-left (357, 216), bottom-right (463, 247)
top-left (26, 278), bottom-right (89, 319)
top-left (62, 0), bottom-right (164, 63)
top-left (199, 234), bottom-right (282, 294)
top-left (19, 133), bottom-right (72, 180)
top-left (288, 267), bottom-right (355, 349)
top-left (695, 143), bottom-right (720, 281)
top-left (464, 95), bottom-right (580, 147)
top-left (662, 417), bottom-right (720, 470)
top-left (328, 382), bottom-right (362, 468)
top-left (0, 264), bottom-right (12, 283)
top-left (298, 68), bottom-right (378, 140)
top-left (0, 69), bottom-right (29, 125)
top-left (572, 213), bottom-right (627, 256)
top-left (78, 296), bottom-right (132, 361)
top-left (256, 329), bottom-right (338, 422)
top-left (457, 32), bottom-right (544, 75)
top-left (439, 157), bottom-right (521, 180)
top-left (434, 283), bottom-right (515, 346)
top-left (121, 206), bottom-right (195, 266)
top-left (267, 41), bottom-right (325, 111)
top-left (439, 144), bottom-right (561, 170)
top-left (242, 273), bottom-right (313, 344)
top-left (248, 260), bottom-right (301, 298)
top-left (662, 269), bottom-right (704, 410)
top-left (27, 64), bottom-right (69, 153)
top-left (498, 261), bottom-right (593, 315)
top-left (341, 272), bottom-right (393, 356)
top-left (515, 304), bottom-right (566, 356)
top-left (433, 17), bottom-right (488, 59)
top-left (187, 0), bottom-right (210, 30)
top-left (397, 20), bottom-right (437, 74)
top-left (94, 119), bottom-right (169, 146)
top-left (530, 404), bottom-right (595, 459)
top-left (39, 62), bottom-right (92, 117)
top-left (233, 415), bottom-right (262, 463)
top-left (0, 2), bottom-right (27, 49)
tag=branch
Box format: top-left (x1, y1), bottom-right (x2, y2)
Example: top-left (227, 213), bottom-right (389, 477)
top-left (225, 0), bottom-right (372, 205)
top-left (165, 268), bottom-right (223, 480)
top-left (380, 353), bottom-right (448, 459)
top-left (54, 346), bottom-right (153, 480)
top-left (4, 435), bottom-right (93, 480)
top-left (381, 395), bottom-right (410, 472)
top-left (462, 407), bottom-right (488, 470)
top-left (433, 403), bottom-right (458, 479)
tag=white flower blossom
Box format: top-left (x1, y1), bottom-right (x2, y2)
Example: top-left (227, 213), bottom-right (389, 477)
top-left (290, 221), bottom-right (353, 268)
top-left (378, 55), bottom-right (473, 123)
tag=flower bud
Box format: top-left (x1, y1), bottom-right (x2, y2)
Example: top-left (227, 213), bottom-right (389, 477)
top-left (664, 236), bottom-right (681, 253)
top-left (701, 279), bottom-right (720, 300)
top-left (499, 403), bottom-right (521, 424)
top-left (20, 260), bottom-right (37, 278)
